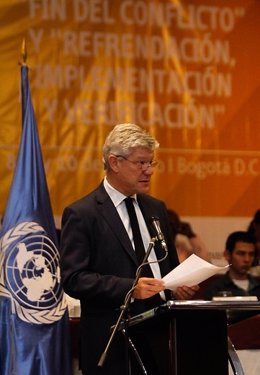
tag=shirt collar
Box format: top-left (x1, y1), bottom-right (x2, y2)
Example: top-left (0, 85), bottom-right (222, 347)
top-left (104, 177), bottom-right (137, 207)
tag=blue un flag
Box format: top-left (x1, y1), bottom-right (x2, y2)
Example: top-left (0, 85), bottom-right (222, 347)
top-left (0, 65), bottom-right (72, 375)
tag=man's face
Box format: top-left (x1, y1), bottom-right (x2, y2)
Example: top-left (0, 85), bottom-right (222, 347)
top-left (225, 241), bottom-right (255, 278)
top-left (108, 147), bottom-right (156, 196)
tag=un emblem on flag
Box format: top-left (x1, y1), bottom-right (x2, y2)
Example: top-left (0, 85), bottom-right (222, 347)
top-left (1, 222), bottom-right (67, 323)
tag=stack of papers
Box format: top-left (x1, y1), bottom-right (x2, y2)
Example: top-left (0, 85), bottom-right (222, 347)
top-left (162, 254), bottom-right (229, 291)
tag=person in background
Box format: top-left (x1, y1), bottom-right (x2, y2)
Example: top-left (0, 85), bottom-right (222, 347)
top-left (60, 123), bottom-right (198, 375)
top-left (247, 209), bottom-right (260, 275)
top-left (204, 231), bottom-right (260, 303)
top-left (167, 209), bottom-right (209, 263)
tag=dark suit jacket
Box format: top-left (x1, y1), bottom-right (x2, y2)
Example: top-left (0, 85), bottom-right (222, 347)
top-left (60, 182), bottom-right (179, 374)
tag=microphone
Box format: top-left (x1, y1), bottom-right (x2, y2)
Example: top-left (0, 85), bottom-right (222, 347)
top-left (151, 216), bottom-right (168, 253)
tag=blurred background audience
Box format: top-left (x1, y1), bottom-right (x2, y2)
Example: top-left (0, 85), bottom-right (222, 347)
top-left (167, 209), bottom-right (209, 263)
top-left (202, 230), bottom-right (260, 325)
top-left (247, 209), bottom-right (260, 275)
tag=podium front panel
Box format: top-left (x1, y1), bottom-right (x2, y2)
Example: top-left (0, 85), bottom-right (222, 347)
top-left (118, 301), bottom-right (260, 375)
top-left (169, 309), bottom-right (228, 375)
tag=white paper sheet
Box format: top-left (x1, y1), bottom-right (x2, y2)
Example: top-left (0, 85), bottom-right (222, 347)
top-left (162, 254), bottom-right (229, 291)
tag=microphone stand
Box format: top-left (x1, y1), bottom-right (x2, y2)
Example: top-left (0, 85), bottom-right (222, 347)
top-left (97, 237), bottom-right (157, 372)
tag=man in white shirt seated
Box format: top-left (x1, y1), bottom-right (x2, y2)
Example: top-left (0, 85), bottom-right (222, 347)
top-left (204, 230), bottom-right (260, 323)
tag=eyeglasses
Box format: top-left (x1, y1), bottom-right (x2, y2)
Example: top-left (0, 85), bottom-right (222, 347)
top-left (114, 155), bottom-right (158, 170)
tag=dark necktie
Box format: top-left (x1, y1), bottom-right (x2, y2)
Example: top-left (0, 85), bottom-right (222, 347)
top-left (124, 197), bottom-right (154, 277)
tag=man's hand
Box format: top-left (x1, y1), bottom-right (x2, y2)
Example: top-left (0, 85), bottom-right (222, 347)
top-left (132, 277), bottom-right (165, 299)
top-left (174, 285), bottom-right (200, 300)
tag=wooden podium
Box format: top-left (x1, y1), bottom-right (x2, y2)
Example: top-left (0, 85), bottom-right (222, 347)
top-left (125, 300), bottom-right (260, 375)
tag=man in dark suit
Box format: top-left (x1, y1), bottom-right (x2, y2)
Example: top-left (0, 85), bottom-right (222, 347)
top-left (60, 123), bottom-right (198, 375)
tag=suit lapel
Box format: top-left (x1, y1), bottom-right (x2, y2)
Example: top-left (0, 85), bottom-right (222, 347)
top-left (95, 184), bottom-right (138, 266)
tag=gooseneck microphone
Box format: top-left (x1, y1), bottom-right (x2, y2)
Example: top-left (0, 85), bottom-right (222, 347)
top-left (151, 216), bottom-right (168, 253)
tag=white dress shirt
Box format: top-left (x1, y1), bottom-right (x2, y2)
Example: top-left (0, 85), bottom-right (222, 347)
top-left (103, 177), bottom-right (163, 281)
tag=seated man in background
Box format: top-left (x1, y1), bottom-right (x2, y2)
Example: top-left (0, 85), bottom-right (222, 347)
top-left (204, 231), bottom-right (260, 322)
top-left (247, 209), bottom-right (260, 276)
top-left (167, 209), bottom-right (209, 263)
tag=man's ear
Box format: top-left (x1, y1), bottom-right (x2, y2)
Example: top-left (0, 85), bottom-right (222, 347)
top-left (108, 154), bottom-right (119, 172)
top-left (224, 250), bottom-right (231, 262)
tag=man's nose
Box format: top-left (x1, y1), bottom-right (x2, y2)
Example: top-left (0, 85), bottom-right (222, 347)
top-left (243, 254), bottom-right (253, 262)
top-left (144, 166), bottom-right (153, 175)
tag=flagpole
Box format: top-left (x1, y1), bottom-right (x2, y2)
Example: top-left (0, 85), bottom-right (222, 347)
top-left (21, 38), bottom-right (27, 66)
top-left (20, 39), bottom-right (28, 125)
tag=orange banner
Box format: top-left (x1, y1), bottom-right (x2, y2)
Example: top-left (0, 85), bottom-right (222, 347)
top-left (0, 0), bottom-right (259, 221)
